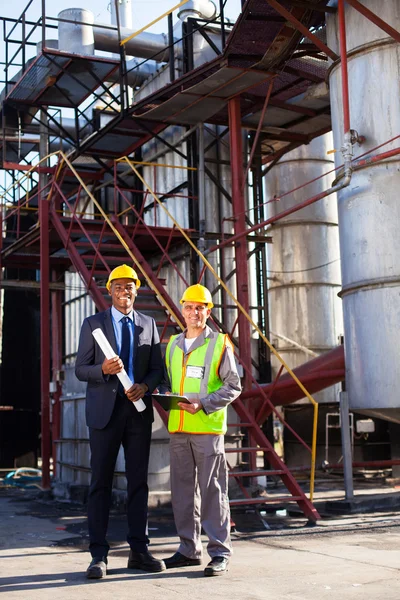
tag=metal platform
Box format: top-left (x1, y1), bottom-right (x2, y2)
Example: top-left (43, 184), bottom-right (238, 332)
top-left (71, 0), bottom-right (333, 162)
top-left (5, 49), bottom-right (119, 108)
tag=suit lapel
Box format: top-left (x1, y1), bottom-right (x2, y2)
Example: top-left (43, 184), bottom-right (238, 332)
top-left (104, 308), bottom-right (118, 354)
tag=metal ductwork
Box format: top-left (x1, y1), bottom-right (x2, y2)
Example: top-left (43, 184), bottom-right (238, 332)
top-left (178, 0), bottom-right (216, 21)
top-left (93, 26), bottom-right (171, 62)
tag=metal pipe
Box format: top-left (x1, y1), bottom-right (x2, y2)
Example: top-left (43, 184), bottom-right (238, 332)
top-left (177, 0), bottom-right (216, 21)
top-left (111, 0), bottom-right (132, 30)
top-left (39, 132), bottom-right (51, 489)
top-left (338, 0), bottom-right (350, 134)
top-left (93, 25), bottom-right (171, 62)
top-left (228, 97), bottom-right (252, 391)
top-left (197, 123), bottom-right (206, 252)
top-left (51, 270), bottom-right (62, 476)
top-left (324, 459), bottom-right (400, 470)
top-left (340, 391), bottom-right (354, 500)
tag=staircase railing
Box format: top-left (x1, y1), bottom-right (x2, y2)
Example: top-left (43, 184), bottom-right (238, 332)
top-left (117, 155), bottom-right (320, 501)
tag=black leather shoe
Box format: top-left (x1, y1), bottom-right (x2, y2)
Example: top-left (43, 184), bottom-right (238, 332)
top-left (86, 557), bottom-right (107, 579)
top-left (164, 551), bottom-right (202, 569)
top-left (204, 556), bottom-right (229, 577)
top-left (127, 550), bottom-right (166, 572)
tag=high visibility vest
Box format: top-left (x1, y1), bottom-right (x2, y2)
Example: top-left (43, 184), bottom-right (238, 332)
top-left (165, 331), bottom-right (229, 434)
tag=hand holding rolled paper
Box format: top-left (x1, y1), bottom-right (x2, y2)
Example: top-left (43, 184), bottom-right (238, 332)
top-left (92, 328), bottom-right (146, 413)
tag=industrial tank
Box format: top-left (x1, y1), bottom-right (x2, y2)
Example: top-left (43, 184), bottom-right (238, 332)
top-left (265, 133), bottom-right (343, 403)
top-left (327, 0), bottom-right (400, 423)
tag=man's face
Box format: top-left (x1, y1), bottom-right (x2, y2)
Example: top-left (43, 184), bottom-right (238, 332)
top-left (109, 278), bottom-right (137, 314)
top-left (182, 301), bottom-right (210, 330)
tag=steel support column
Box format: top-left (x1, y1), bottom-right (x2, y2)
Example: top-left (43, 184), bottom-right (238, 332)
top-left (51, 269), bottom-right (62, 476)
top-left (228, 97), bottom-right (252, 390)
top-left (40, 186), bottom-right (51, 489)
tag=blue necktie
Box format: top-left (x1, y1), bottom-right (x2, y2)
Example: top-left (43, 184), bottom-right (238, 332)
top-left (118, 316), bottom-right (130, 395)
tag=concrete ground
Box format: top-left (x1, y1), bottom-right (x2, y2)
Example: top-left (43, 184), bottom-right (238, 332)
top-left (1, 486), bottom-right (400, 599)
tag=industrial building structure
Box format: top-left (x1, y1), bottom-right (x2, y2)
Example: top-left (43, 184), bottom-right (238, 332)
top-left (0, 0), bottom-right (399, 522)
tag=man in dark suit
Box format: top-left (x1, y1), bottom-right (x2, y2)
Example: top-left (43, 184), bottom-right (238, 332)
top-left (75, 264), bottom-right (165, 579)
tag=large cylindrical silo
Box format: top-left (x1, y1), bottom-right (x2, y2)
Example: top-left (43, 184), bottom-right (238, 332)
top-left (265, 133), bottom-right (343, 403)
top-left (327, 0), bottom-right (400, 423)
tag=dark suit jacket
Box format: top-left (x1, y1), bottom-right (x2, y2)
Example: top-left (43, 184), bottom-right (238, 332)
top-left (75, 307), bottom-right (163, 429)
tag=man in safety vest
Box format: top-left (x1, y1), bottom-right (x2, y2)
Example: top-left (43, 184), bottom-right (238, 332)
top-left (163, 283), bottom-right (241, 576)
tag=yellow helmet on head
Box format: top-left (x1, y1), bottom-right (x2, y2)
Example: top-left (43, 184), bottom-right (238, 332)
top-left (180, 284), bottom-right (213, 308)
top-left (106, 264), bottom-right (141, 292)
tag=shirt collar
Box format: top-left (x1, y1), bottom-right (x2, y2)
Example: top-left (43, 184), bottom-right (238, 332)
top-left (111, 306), bottom-right (134, 322)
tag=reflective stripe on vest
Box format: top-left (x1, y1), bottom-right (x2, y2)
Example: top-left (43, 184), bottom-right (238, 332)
top-left (166, 332), bottom-right (227, 434)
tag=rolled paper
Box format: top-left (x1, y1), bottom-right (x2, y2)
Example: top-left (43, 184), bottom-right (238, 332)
top-left (92, 328), bottom-right (146, 412)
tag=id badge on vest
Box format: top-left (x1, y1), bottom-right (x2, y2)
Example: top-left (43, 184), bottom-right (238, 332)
top-left (186, 365), bottom-right (205, 379)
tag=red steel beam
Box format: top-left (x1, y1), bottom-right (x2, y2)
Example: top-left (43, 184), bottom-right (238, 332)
top-left (233, 396), bottom-right (321, 522)
top-left (228, 97), bottom-right (252, 391)
top-left (345, 0), bottom-right (400, 44)
top-left (265, 0), bottom-right (339, 61)
top-left (39, 188), bottom-right (51, 489)
top-left (50, 207), bottom-right (108, 310)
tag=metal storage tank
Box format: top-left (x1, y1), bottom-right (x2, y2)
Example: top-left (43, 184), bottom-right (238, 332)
top-left (327, 0), bottom-right (400, 423)
top-left (58, 9), bottom-right (95, 55)
top-left (265, 133), bottom-right (343, 403)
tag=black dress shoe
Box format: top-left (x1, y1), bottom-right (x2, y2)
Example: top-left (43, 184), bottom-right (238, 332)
top-left (86, 557), bottom-right (107, 579)
top-left (127, 550), bottom-right (166, 572)
top-left (204, 556), bottom-right (229, 577)
top-left (164, 551), bottom-right (202, 569)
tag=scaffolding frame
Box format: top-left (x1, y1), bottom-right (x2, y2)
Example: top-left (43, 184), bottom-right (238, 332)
top-left (1, 0), bottom-right (400, 520)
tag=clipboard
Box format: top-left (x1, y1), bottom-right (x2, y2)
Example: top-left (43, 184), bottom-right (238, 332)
top-left (152, 394), bottom-right (191, 411)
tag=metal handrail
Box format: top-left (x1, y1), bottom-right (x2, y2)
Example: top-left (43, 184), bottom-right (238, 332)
top-left (51, 152), bottom-right (185, 329)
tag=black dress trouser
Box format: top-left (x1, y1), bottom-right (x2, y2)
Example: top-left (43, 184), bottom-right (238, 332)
top-left (88, 394), bottom-right (152, 558)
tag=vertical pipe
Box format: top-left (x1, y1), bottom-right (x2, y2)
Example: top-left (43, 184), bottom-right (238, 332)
top-left (113, 0), bottom-right (126, 112)
top-left (22, 13), bottom-right (26, 70)
top-left (219, 0), bottom-right (226, 49)
top-left (340, 391), bottom-right (354, 500)
top-left (41, 0), bottom-right (46, 48)
top-left (338, 0), bottom-right (350, 134)
top-left (40, 109), bottom-right (50, 489)
top-left (40, 182), bottom-right (51, 489)
top-left (4, 20), bottom-right (8, 93)
top-left (186, 19), bottom-right (194, 73)
top-left (228, 97), bottom-right (252, 390)
top-left (51, 271), bottom-right (62, 476)
top-left (168, 13), bottom-right (175, 82)
top-left (197, 124), bottom-right (206, 253)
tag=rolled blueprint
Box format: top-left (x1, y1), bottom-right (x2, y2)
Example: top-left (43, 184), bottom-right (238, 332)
top-left (92, 328), bottom-right (146, 412)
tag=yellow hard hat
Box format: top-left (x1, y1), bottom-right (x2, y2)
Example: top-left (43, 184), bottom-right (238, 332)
top-left (106, 264), bottom-right (141, 291)
top-left (180, 284), bottom-right (214, 308)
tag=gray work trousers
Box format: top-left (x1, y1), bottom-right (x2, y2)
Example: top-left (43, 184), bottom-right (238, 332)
top-left (169, 432), bottom-right (232, 559)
